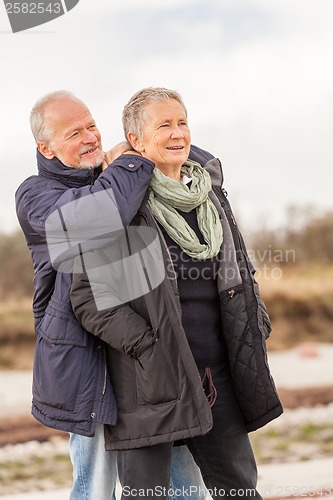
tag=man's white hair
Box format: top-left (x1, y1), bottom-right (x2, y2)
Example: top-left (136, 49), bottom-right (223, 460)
top-left (30, 90), bottom-right (79, 144)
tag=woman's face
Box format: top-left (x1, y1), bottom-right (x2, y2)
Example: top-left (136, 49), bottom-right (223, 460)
top-left (137, 98), bottom-right (191, 173)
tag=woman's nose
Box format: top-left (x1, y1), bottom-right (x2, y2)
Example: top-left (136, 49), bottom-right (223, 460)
top-left (170, 125), bottom-right (184, 138)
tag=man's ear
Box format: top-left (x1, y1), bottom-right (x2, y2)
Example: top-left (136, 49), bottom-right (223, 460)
top-left (127, 132), bottom-right (142, 153)
top-left (37, 141), bottom-right (56, 159)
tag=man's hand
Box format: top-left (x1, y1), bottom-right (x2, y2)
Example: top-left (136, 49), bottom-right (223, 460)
top-left (102, 141), bottom-right (141, 170)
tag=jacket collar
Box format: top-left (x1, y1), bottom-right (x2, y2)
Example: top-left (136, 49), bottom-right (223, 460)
top-left (36, 149), bottom-right (102, 188)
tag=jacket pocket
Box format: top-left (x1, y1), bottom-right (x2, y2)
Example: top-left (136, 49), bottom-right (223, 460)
top-left (220, 285), bottom-right (254, 349)
top-left (37, 298), bottom-right (88, 346)
top-left (134, 333), bottom-right (180, 406)
top-left (32, 335), bottom-right (86, 412)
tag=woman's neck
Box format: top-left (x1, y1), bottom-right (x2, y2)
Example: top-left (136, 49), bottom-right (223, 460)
top-left (156, 164), bottom-right (182, 180)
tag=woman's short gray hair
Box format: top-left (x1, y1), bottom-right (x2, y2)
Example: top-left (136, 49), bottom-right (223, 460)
top-left (122, 87), bottom-right (187, 139)
top-left (30, 90), bottom-right (77, 144)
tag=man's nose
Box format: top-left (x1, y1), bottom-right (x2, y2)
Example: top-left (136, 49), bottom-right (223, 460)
top-left (82, 129), bottom-right (98, 143)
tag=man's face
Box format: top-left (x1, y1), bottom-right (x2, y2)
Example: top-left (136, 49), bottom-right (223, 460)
top-left (40, 98), bottom-right (104, 169)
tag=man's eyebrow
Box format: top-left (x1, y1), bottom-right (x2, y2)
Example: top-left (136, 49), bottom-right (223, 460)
top-left (64, 120), bottom-right (96, 137)
top-left (65, 128), bottom-right (79, 137)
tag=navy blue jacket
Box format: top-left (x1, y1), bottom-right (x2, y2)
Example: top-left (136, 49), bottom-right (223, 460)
top-left (15, 150), bottom-right (155, 436)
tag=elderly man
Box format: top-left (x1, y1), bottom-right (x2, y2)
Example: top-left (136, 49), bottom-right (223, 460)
top-left (15, 90), bottom-right (208, 499)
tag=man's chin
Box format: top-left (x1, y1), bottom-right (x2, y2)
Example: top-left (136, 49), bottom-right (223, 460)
top-left (79, 152), bottom-right (104, 170)
top-left (62, 162), bottom-right (101, 170)
top-left (78, 160), bottom-right (102, 170)
top-left (56, 153), bottom-right (103, 170)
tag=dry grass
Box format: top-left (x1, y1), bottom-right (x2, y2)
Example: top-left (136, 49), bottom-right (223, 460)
top-left (0, 299), bottom-right (34, 340)
top-left (258, 263), bottom-right (333, 298)
top-left (0, 299), bottom-right (35, 370)
top-left (257, 264), bottom-right (333, 350)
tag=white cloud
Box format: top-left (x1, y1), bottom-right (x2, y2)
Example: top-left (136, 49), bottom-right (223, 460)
top-left (1, 0), bottom-right (333, 233)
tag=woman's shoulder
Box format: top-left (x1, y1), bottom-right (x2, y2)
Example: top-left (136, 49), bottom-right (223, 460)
top-left (189, 144), bottom-right (215, 166)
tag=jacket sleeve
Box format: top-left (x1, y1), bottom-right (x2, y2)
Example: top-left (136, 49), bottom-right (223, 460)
top-left (70, 253), bottom-right (159, 358)
top-left (16, 154), bottom-right (154, 236)
top-left (254, 281), bottom-right (272, 340)
top-left (238, 232), bottom-right (272, 340)
top-left (16, 154), bottom-right (154, 272)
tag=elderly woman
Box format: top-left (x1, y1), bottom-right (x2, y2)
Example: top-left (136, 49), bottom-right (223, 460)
top-left (71, 88), bottom-right (282, 499)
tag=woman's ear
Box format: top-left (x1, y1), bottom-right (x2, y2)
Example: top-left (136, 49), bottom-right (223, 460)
top-left (37, 141), bottom-right (56, 160)
top-left (127, 132), bottom-right (143, 153)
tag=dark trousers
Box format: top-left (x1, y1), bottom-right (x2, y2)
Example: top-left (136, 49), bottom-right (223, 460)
top-left (117, 364), bottom-right (262, 499)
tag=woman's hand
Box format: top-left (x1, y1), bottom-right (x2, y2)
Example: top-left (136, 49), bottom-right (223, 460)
top-left (102, 141), bottom-right (141, 170)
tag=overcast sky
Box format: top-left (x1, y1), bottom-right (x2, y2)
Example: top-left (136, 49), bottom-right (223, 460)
top-left (1, 0), bottom-right (332, 234)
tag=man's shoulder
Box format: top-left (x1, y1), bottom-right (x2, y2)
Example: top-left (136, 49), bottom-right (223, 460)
top-left (16, 173), bottom-right (65, 196)
top-left (16, 174), bottom-right (38, 189)
top-left (15, 173), bottom-right (68, 222)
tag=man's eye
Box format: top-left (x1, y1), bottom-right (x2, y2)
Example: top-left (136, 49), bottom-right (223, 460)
top-left (89, 124), bottom-right (96, 129)
top-left (70, 132), bottom-right (79, 138)
top-left (159, 124), bottom-right (169, 128)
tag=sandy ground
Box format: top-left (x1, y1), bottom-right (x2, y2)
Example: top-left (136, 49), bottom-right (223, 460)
top-left (1, 457), bottom-right (333, 500)
top-left (1, 342), bottom-right (333, 499)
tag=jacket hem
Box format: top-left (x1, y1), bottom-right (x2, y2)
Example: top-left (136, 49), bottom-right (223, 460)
top-left (105, 423), bottom-right (213, 451)
top-left (31, 405), bottom-right (117, 437)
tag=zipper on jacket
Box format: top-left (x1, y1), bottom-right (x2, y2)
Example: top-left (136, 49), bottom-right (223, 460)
top-left (102, 345), bottom-right (107, 395)
top-left (90, 168), bottom-right (107, 395)
top-left (230, 212), bottom-right (237, 226)
top-left (221, 283), bottom-right (243, 304)
top-left (214, 188), bottom-right (241, 248)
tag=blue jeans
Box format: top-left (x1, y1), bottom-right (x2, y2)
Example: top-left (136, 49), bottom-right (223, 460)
top-left (69, 424), bottom-right (117, 500)
top-left (170, 445), bottom-right (207, 499)
top-left (69, 424), bottom-right (205, 499)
